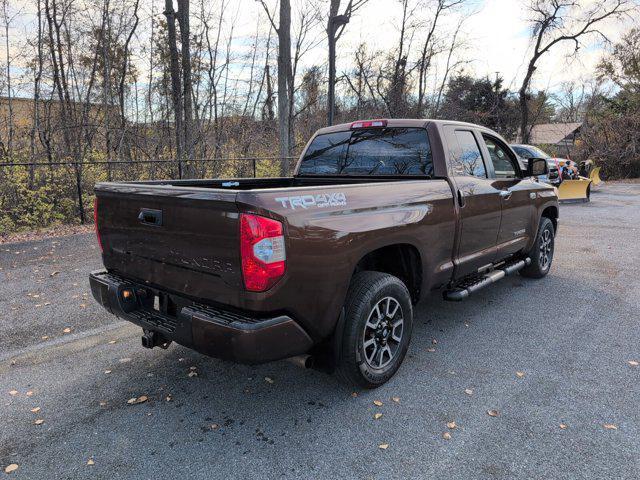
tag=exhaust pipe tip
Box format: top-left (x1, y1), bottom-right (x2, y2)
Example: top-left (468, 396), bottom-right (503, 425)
top-left (287, 354), bottom-right (314, 369)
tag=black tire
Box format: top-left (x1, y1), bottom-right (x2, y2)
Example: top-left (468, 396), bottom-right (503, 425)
top-left (520, 217), bottom-right (555, 279)
top-left (336, 271), bottom-right (413, 389)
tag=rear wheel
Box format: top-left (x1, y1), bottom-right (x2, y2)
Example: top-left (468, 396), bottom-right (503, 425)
top-left (336, 271), bottom-right (413, 389)
top-left (520, 217), bottom-right (555, 279)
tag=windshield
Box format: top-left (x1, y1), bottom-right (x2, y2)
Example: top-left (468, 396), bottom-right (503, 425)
top-left (512, 145), bottom-right (550, 159)
top-left (298, 128), bottom-right (433, 176)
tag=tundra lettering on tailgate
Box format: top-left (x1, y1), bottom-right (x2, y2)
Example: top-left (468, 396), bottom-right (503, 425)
top-left (275, 192), bottom-right (347, 210)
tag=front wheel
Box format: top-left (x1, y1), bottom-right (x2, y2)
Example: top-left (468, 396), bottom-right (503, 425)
top-left (520, 217), bottom-right (555, 279)
top-left (336, 271), bottom-right (413, 389)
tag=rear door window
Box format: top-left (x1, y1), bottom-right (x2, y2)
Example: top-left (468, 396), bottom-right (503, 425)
top-left (448, 130), bottom-right (487, 178)
top-left (298, 128), bottom-right (433, 176)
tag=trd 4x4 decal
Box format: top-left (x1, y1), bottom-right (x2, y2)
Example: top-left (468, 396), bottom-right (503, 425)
top-left (275, 192), bottom-right (347, 210)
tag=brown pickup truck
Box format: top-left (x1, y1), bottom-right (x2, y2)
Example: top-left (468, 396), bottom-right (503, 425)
top-left (90, 119), bottom-right (558, 388)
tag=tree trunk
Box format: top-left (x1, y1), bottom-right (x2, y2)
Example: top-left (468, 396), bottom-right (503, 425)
top-left (327, 36), bottom-right (336, 125)
top-left (277, 0), bottom-right (292, 175)
top-left (164, 0), bottom-right (184, 178)
top-left (518, 62), bottom-right (535, 144)
top-left (177, 0), bottom-right (194, 170)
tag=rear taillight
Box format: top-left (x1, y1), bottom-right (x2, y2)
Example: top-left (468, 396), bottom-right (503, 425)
top-left (240, 213), bottom-right (286, 292)
top-left (93, 197), bottom-right (103, 252)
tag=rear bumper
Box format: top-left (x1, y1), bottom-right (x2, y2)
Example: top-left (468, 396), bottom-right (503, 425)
top-left (89, 270), bottom-right (313, 364)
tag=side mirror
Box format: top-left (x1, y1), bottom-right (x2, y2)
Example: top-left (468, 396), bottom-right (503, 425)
top-left (527, 158), bottom-right (548, 177)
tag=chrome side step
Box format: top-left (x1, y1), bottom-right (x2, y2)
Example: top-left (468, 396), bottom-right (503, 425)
top-left (443, 258), bottom-right (531, 301)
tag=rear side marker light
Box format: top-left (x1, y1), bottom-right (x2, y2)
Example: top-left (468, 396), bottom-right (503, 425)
top-left (240, 214), bottom-right (286, 292)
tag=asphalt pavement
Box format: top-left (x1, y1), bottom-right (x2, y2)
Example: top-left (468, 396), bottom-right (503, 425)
top-left (1, 183), bottom-right (639, 479)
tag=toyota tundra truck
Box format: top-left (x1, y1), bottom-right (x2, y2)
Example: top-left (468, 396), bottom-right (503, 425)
top-left (90, 119), bottom-right (558, 388)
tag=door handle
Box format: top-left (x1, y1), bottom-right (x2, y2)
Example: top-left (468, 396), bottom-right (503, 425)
top-left (499, 190), bottom-right (512, 200)
top-left (138, 208), bottom-right (163, 226)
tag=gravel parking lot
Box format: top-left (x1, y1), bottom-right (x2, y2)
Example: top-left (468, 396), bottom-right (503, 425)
top-left (1, 182), bottom-right (639, 479)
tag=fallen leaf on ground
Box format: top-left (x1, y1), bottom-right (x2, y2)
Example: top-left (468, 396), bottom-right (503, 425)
top-left (9, 390), bottom-right (18, 396)
top-left (264, 377), bottom-right (274, 384)
top-left (487, 410), bottom-right (499, 417)
top-left (442, 432), bottom-right (452, 440)
top-left (99, 401), bottom-right (107, 407)
top-left (559, 424), bottom-right (568, 429)
top-left (188, 371), bottom-right (198, 377)
top-left (104, 370), bottom-right (112, 374)
top-left (119, 358), bottom-right (132, 363)
top-left (50, 271), bottom-right (60, 277)
top-left (351, 392), bottom-right (358, 398)
top-left (26, 391), bottom-right (34, 397)
top-left (447, 421), bottom-right (457, 429)
top-left (4, 464), bottom-right (18, 474)
top-left (432, 339), bottom-right (438, 345)
top-left (41, 336), bottom-right (49, 340)
top-left (62, 328), bottom-right (71, 334)
top-left (44, 302), bottom-right (51, 306)
top-left (391, 397), bottom-right (400, 403)
top-left (79, 304), bottom-right (87, 308)
top-left (603, 424), bottom-right (618, 430)
top-left (165, 395), bottom-right (172, 402)
top-left (30, 407), bottom-right (40, 413)
top-left (87, 459), bottom-right (95, 466)
top-left (464, 389), bottom-right (473, 395)
top-left (378, 444), bottom-right (389, 450)
top-left (373, 400), bottom-right (383, 407)
top-left (189, 366), bottom-right (197, 370)
top-left (628, 360), bottom-right (639, 366)
top-left (34, 419), bottom-right (44, 425)
top-left (108, 340), bottom-right (117, 345)
top-left (210, 424), bottom-right (219, 430)
top-left (374, 413), bottom-right (383, 420)
top-left (516, 371), bottom-right (525, 378)
top-left (127, 396), bottom-right (148, 405)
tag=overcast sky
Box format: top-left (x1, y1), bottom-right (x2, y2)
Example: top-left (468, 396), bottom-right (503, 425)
top-left (2, 0), bottom-right (637, 98)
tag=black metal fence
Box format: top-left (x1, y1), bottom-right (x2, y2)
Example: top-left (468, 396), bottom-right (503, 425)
top-left (0, 156), bottom-right (297, 233)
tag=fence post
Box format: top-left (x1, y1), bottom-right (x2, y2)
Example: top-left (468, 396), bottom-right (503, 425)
top-left (74, 159), bottom-right (85, 224)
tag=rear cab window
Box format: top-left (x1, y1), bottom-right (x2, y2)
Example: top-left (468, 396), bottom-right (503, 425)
top-left (298, 128), bottom-right (433, 177)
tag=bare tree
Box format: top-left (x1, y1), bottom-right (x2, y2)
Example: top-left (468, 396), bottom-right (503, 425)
top-left (164, 0), bottom-right (184, 176)
top-left (326, 0), bottom-right (368, 125)
top-left (1, 0), bottom-right (18, 158)
top-left (259, 0), bottom-right (293, 174)
top-left (518, 0), bottom-right (630, 143)
top-left (415, 0), bottom-right (463, 117)
top-left (177, 0), bottom-right (195, 165)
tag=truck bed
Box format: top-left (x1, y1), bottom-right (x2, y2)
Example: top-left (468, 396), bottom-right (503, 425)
top-left (94, 176), bottom-right (456, 339)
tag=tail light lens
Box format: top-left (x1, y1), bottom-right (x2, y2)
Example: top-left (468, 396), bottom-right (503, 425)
top-left (240, 213), bottom-right (286, 292)
top-left (93, 197), bottom-right (103, 252)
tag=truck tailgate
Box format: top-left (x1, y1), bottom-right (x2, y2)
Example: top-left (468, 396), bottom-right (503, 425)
top-left (95, 183), bottom-right (243, 300)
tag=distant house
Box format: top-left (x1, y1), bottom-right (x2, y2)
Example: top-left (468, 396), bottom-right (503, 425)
top-left (529, 122), bottom-right (582, 147)
top-left (0, 95), bottom-right (115, 152)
